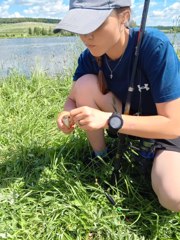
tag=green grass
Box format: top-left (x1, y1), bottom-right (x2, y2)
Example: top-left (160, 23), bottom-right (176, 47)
top-left (0, 22), bottom-right (56, 38)
top-left (0, 70), bottom-right (180, 240)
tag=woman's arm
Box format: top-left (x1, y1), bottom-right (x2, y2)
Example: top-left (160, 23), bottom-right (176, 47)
top-left (70, 98), bottom-right (180, 140)
top-left (120, 98), bottom-right (180, 139)
top-left (63, 82), bottom-right (77, 111)
top-left (57, 82), bottom-right (77, 133)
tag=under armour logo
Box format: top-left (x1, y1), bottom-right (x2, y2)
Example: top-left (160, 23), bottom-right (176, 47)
top-left (137, 84), bottom-right (150, 92)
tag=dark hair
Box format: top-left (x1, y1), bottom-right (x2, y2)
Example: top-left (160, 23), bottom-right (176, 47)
top-left (115, 6), bottom-right (131, 13)
top-left (96, 57), bottom-right (109, 94)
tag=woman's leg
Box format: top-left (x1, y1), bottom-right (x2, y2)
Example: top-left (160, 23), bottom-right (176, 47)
top-left (151, 150), bottom-right (180, 212)
top-left (73, 74), bottom-right (122, 153)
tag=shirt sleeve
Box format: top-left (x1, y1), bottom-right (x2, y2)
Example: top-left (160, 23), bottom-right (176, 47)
top-left (142, 37), bottom-right (180, 103)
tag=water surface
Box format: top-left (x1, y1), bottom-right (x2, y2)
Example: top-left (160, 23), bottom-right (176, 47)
top-left (0, 36), bottom-right (81, 78)
top-left (0, 33), bottom-right (179, 78)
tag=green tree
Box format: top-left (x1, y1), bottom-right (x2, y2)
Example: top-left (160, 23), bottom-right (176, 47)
top-left (28, 27), bottom-right (32, 35)
top-left (42, 28), bottom-right (47, 35)
top-left (129, 20), bottom-right (137, 28)
top-left (48, 27), bottom-right (52, 35)
top-left (33, 27), bottom-right (41, 35)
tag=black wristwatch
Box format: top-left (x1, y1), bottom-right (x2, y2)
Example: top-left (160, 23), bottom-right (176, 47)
top-left (107, 112), bottom-right (123, 137)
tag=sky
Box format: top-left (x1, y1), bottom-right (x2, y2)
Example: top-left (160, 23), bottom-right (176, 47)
top-left (0, 0), bottom-right (179, 26)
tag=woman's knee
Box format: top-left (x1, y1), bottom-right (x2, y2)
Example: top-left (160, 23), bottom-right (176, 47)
top-left (73, 74), bottom-right (100, 107)
top-left (73, 74), bottom-right (122, 112)
top-left (152, 169), bottom-right (180, 211)
top-left (74, 74), bottom-right (99, 97)
top-left (151, 150), bottom-right (180, 212)
top-left (154, 185), bottom-right (180, 212)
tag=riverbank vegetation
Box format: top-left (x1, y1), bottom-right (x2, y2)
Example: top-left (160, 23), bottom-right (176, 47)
top-left (0, 18), bottom-right (59, 24)
top-left (0, 68), bottom-right (180, 239)
top-left (0, 18), bottom-right (73, 38)
top-left (0, 17), bottom-right (180, 39)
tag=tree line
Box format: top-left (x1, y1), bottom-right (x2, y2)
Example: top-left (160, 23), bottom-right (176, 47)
top-left (0, 18), bottom-right (59, 24)
top-left (29, 26), bottom-right (53, 36)
top-left (27, 26), bottom-right (73, 36)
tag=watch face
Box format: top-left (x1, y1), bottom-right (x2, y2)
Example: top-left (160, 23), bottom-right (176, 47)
top-left (110, 116), bottom-right (122, 129)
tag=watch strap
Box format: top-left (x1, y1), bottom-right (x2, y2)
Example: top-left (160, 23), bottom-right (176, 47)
top-left (107, 112), bottom-right (123, 137)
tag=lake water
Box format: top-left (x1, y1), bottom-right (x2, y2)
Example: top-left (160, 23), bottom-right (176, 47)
top-left (0, 33), bottom-right (179, 78)
top-left (0, 36), bottom-right (83, 78)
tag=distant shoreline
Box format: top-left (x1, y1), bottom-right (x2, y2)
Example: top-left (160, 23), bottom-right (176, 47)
top-left (0, 17), bottom-right (179, 39)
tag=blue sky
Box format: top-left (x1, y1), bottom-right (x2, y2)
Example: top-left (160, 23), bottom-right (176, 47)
top-left (0, 0), bottom-right (179, 26)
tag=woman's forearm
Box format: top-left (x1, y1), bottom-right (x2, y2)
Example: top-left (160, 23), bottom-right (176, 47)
top-left (119, 114), bottom-right (180, 139)
top-left (63, 97), bottom-right (76, 112)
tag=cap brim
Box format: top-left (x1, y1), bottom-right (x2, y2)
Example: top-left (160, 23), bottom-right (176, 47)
top-left (54, 8), bottom-right (113, 34)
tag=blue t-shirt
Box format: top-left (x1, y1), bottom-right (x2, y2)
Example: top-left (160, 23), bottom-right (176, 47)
top-left (73, 28), bottom-right (180, 115)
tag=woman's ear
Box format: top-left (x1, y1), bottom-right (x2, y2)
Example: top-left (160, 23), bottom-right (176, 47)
top-left (122, 10), bottom-right (131, 25)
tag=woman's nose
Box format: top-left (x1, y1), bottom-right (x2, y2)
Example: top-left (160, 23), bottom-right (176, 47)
top-left (82, 33), bottom-right (93, 40)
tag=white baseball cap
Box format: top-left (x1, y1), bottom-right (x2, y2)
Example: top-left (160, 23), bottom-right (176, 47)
top-left (54, 0), bottom-right (131, 34)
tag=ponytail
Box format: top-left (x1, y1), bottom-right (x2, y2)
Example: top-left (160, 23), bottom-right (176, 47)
top-left (96, 57), bottom-right (109, 94)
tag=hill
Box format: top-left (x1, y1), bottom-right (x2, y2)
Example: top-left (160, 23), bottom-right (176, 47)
top-left (0, 18), bottom-right (73, 38)
top-left (0, 22), bottom-right (56, 38)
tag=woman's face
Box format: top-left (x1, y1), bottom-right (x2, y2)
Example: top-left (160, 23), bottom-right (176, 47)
top-left (79, 10), bottom-right (129, 59)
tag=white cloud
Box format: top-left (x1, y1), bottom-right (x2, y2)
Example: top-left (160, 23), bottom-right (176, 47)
top-left (0, 0), bottom-right (179, 26)
top-left (152, 2), bottom-right (180, 25)
top-left (21, 0), bottom-right (68, 18)
top-left (0, 0), bottom-right (69, 18)
top-left (0, 1), bottom-right (11, 17)
top-left (15, 0), bottom-right (47, 6)
top-left (11, 11), bottom-right (23, 17)
top-left (150, 1), bottom-right (158, 7)
top-left (132, 0), bottom-right (180, 26)
top-left (23, 6), bottom-right (40, 15)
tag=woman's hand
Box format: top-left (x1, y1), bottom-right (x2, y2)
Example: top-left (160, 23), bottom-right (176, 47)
top-left (57, 111), bottom-right (75, 134)
top-left (70, 106), bottom-right (111, 131)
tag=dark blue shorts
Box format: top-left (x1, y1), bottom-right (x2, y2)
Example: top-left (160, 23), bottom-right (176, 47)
top-left (126, 136), bottom-right (180, 160)
top-left (155, 137), bottom-right (180, 152)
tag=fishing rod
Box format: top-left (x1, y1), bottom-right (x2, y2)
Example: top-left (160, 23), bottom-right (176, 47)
top-left (109, 0), bottom-right (151, 206)
top-left (124, 0), bottom-right (151, 115)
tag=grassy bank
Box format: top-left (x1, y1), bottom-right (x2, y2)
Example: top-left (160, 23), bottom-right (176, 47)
top-left (0, 72), bottom-right (180, 239)
top-left (0, 21), bottom-right (74, 38)
top-left (0, 22), bottom-right (56, 38)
